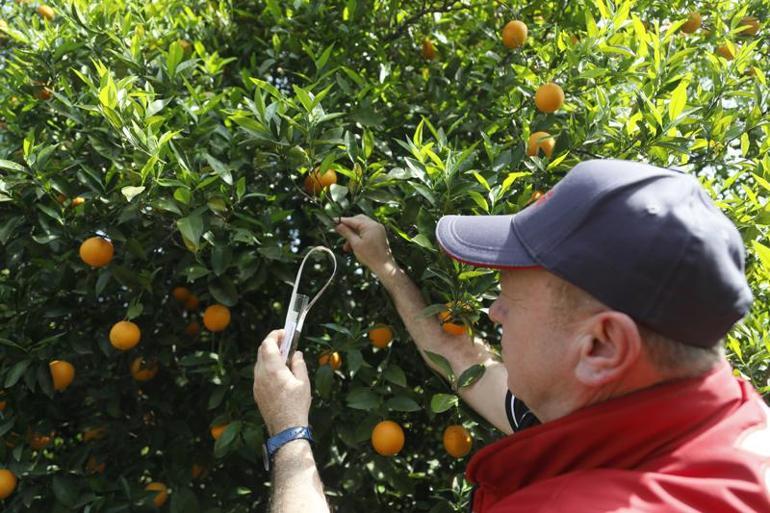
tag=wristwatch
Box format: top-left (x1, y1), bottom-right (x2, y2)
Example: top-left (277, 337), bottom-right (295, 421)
top-left (262, 426), bottom-right (314, 471)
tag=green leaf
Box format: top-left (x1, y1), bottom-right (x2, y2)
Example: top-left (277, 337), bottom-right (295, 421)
top-left (98, 75), bottom-right (118, 110)
top-left (751, 241), bottom-right (770, 271)
top-left (383, 364), bottom-right (407, 387)
top-left (386, 396), bottom-right (422, 412)
top-left (346, 388), bottom-right (380, 410)
top-left (0, 159), bottom-right (25, 172)
top-left (121, 186), bottom-right (145, 202)
top-left (5, 360), bottom-right (31, 388)
top-left (424, 350), bottom-right (455, 383)
top-left (208, 277), bottom-right (238, 306)
top-left (204, 154), bottom-right (233, 185)
top-left (430, 393), bottom-right (458, 413)
top-left (457, 364), bottom-right (486, 388)
top-left (167, 41), bottom-right (184, 76)
top-left (668, 80), bottom-right (688, 122)
top-left (214, 421), bottom-right (241, 458)
top-left (170, 487), bottom-right (200, 513)
top-left (177, 215), bottom-right (204, 251)
top-left (52, 475), bottom-right (78, 507)
top-left (315, 365), bottom-right (333, 399)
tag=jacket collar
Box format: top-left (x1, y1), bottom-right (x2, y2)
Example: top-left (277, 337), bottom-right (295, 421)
top-left (466, 362), bottom-right (745, 495)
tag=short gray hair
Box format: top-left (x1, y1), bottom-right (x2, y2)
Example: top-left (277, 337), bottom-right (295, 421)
top-left (545, 272), bottom-right (722, 379)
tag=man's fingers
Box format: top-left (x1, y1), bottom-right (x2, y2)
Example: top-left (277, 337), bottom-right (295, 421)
top-left (342, 241), bottom-right (351, 252)
top-left (289, 351), bottom-right (310, 385)
top-left (335, 221), bottom-right (359, 240)
top-left (257, 329), bottom-right (287, 372)
top-left (337, 215), bottom-right (369, 231)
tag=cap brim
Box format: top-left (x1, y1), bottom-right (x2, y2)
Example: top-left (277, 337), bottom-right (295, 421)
top-left (435, 215), bottom-right (539, 270)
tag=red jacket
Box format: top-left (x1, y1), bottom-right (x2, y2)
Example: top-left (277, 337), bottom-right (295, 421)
top-left (466, 362), bottom-right (770, 512)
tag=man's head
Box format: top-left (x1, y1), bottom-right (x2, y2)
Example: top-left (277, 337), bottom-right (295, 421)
top-left (436, 159), bottom-right (751, 420)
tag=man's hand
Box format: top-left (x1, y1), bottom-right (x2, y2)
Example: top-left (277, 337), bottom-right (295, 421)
top-left (335, 215), bottom-right (397, 277)
top-left (253, 329), bottom-right (311, 436)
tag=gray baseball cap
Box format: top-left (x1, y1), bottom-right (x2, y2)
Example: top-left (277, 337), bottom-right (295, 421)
top-left (435, 159), bottom-right (753, 348)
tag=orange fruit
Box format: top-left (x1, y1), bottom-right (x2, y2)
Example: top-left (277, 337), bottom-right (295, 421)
top-left (210, 423), bottom-right (229, 440)
top-left (49, 360), bottom-right (74, 391)
top-left (680, 12), bottom-right (701, 34)
top-left (421, 38), bottom-right (436, 60)
top-left (738, 16), bottom-right (760, 37)
top-left (184, 294), bottom-right (200, 311)
top-left (203, 304), bottom-right (231, 332)
top-left (502, 20), bottom-right (527, 49)
top-left (130, 357), bottom-right (158, 382)
top-left (109, 320), bottom-right (141, 351)
top-left (191, 463), bottom-right (207, 480)
top-left (178, 38), bottom-right (193, 54)
top-left (85, 456), bottom-right (105, 474)
top-left (534, 82), bottom-right (564, 113)
top-left (79, 236), bottom-right (114, 267)
top-left (27, 432), bottom-right (52, 450)
top-left (145, 482), bottom-right (168, 507)
top-left (715, 43), bottom-right (735, 60)
top-left (371, 420), bottom-right (404, 456)
top-left (83, 425), bottom-right (107, 442)
top-left (172, 287), bottom-right (191, 302)
top-left (368, 325), bottom-right (393, 349)
top-left (33, 85), bottom-right (52, 100)
top-left (318, 351), bottom-right (342, 370)
top-left (37, 5), bottom-right (55, 21)
top-left (184, 320), bottom-right (200, 337)
top-left (303, 167), bottom-right (337, 195)
top-left (0, 401), bottom-right (5, 412)
top-left (438, 310), bottom-right (466, 336)
top-left (527, 131), bottom-right (555, 158)
top-left (70, 196), bottom-right (85, 207)
top-left (0, 469), bottom-right (17, 500)
top-left (443, 425), bottom-right (472, 458)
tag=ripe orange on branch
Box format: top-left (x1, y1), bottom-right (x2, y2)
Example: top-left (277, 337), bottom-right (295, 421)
top-left (130, 357), bottom-right (158, 382)
top-left (172, 286), bottom-right (191, 302)
top-left (0, 469), bottom-right (17, 500)
top-left (438, 309), bottom-right (466, 336)
top-left (145, 482), bottom-right (168, 507)
top-left (184, 294), bottom-right (200, 311)
top-left (203, 304), bottom-right (231, 331)
top-left (36, 5), bottom-right (55, 21)
top-left (738, 16), bottom-right (760, 37)
top-left (49, 360), bottom-right (74, 391)
top-left (82, 425), bottom-right (107, 442)
top-left (443, 425), bottom-right (472, 458)
top-left (502, 20), bottom-right (527, 48)
top-left (110, 320), bottom-right (141, 351)
top-left (210, 423), bottom-right (229, 440)
top-left (421, 38), bottom-right (436, 60)
top-left (715, 43), bottom-right (735, 60)
top-left (303, 167), bottom-right (337, 195)
top-left (680, 12), bottom-right (702, 34)
top-left (534, 83), bottom-right (564, 113)
top-left (371, 420), bottom-right (405, 456)
top-left (527, 131), bottom-right (555, 158)
top-left (79, 236), bottom-right (114, 267)
top-left (318, 351), bottom-right (342, 370)
top-left (368, 325), bottom-right (393, 349)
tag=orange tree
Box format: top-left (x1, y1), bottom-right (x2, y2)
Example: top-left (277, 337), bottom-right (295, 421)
top-left (0, 0), bottom-right (768, 511)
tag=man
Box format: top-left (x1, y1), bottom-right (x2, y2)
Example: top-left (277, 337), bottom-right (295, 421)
top-left (252, 159), bottom-right (770, 512)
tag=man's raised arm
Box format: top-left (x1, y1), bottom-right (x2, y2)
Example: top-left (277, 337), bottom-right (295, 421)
top-left (335, 215), bottom-right (512, 434)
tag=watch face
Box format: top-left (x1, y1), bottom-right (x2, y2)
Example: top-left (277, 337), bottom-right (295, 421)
top-left (262, 443), bottom-right (270, 472)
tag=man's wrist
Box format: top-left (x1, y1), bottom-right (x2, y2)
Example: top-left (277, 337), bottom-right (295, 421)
top-left (374, 261), bottom-right (403, 286)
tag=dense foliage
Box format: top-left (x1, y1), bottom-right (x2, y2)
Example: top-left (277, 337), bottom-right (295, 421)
top-left (0, 0), bottom-right (767, 511)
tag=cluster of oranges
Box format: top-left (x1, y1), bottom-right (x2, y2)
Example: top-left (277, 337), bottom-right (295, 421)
top-left (679, 12), bottom-right (761, 61)
top-left (371, 420), bottom-right (472, 459)
top-left (0, 237), bottom-right (239, 501)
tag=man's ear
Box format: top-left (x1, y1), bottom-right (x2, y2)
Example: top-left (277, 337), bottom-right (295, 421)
top-left (574, 312), bottom-right (642, 387)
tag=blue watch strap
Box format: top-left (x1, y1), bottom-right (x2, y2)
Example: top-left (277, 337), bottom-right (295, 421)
top-left (263, 426), bottom-right (313, 471)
